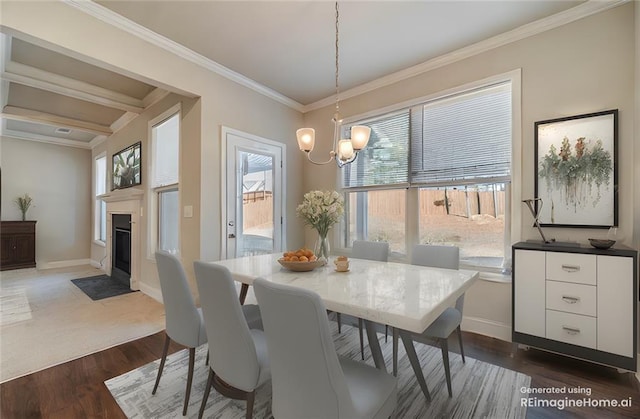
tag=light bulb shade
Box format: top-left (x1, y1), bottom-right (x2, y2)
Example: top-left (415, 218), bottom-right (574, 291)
top-left (350, 125), bottom-right (371, 150)
top-left (296, 128), bottom-right (315, 152)
top-left (337, 139), bottom-right (355, 161)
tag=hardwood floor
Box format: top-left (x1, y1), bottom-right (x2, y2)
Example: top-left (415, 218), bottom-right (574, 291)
top-left (1, 331), bottom-right (639, 418)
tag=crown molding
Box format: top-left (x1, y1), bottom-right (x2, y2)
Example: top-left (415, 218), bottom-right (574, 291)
top-left (1, 127), bottom-right (92, 149)
top-left (302, 0), bottom-right (630, 112)
top-left (64, 0), bottom-right (305, 112)
top-left (66, 0), bottom-right (628, 114)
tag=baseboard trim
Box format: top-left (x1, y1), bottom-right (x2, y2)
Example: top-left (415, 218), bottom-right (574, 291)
top-left (139, 282), bottom-right (162, 304)
top-left (37, 258), bottom-right (93, 270)
top-left (462, 316), bottom-right (511, 342)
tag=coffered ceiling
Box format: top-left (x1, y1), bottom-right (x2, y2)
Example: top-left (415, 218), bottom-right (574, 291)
top-left (2, 0), bottom-right (621, 150)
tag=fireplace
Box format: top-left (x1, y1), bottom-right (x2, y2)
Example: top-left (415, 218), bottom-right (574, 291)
top-left (112, 214), bottom-right (131, 287)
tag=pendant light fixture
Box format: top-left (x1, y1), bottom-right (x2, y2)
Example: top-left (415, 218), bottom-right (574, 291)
top-left (296, 2), bottom-right (371, 167)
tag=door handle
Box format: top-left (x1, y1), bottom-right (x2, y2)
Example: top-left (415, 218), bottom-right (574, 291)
top-left (228, 233), bottom-right (236, 239)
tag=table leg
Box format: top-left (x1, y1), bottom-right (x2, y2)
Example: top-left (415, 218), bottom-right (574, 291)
top-left (239, 283), bottom-right (249, 305)
top-left (364, 320), bottom-right (386, 372)
top-left (399, 330), bottom-right (431, 402)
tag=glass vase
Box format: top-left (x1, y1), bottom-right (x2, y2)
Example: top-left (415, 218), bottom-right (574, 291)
top-left (314, 233), bottom-right (330, 265)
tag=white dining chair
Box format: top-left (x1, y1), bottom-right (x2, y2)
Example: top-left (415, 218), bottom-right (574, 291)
top-left (153, 251), bottom-right (209, 416)
top-left (253, 278), bottom-right (397, 419)
top-left (345, 240), bottom-right (390, 360)
top-left (396, 244), bottom-right (465, 398)
top-left (193, 261), bottom-right (270, 419)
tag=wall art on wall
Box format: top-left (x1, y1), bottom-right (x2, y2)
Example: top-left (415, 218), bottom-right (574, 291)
top-left (534, 109), bottom-right (617, 228)
top-left (112, 141), bottom-right (141, 190)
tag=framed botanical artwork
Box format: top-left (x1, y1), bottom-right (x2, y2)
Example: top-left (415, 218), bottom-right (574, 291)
top-left (112, 141), bottom-right (141, 190)
top-left (534, 109), bottom-right (617, 228)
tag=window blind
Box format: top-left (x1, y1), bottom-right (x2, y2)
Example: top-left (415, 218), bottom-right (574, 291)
top-left (410, 82), bottom-right (511, 185)
top-left (151, 113), bottom-right (180, 188)
top-left (341, 110), bottom-right (410, 188)
top-left (95, 155), bottom-right (106, 196)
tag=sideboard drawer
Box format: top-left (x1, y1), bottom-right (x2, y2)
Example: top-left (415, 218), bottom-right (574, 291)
top-left (546, 252), bottom-right (596, 285)
top-left (546, 280), bottom-right (596, 317)
top-left (546, 310), bottom-right (596, 349)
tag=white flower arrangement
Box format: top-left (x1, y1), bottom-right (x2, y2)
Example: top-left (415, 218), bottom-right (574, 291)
top-left (296, 190), bottom-right (344, 237)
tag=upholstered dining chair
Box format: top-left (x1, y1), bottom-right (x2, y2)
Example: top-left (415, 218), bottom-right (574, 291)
top-left (193, 261), bottom-right (270, 419)
top-left (253, 278), bottom-right (397, 419)
top-left (397, 244), bottom-right (465, 398)
top-left (153, 251), bottom-right (209, 416)
top-left (345, 240), bottom-right (390, 360)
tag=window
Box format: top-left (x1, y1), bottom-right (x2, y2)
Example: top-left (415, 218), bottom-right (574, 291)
top-left (94, 154), bottom-right (107, 243)
top-left (341, 76), bottom-right (516, 272)
top-left (150, 108), bottom-right (180, 255)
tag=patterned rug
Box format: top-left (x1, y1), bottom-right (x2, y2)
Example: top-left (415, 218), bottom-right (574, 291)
top-left (106, 324), bottom-right (530, 418)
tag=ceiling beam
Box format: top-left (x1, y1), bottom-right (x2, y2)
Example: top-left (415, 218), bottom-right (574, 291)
top-left (1, 126), bottom-right (92, 149)
top-left (2, 61), bottom-right (144, 113)
top-left (1, 105), bottom-right (113, 136)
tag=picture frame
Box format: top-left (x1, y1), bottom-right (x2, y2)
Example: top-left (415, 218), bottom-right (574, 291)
top-left (534, 109), bottom-right (617, 228)
top-left (112, 141), bottom-right (141, 190)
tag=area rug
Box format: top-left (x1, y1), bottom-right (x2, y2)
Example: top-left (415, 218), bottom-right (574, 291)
top-left (71, 274), bottom-right (134, 300)
top-left (106, 324), bottom-right (530, 418)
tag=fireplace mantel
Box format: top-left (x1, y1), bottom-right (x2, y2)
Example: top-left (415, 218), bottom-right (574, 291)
top-left (99, 187), bottom-right (144, 203)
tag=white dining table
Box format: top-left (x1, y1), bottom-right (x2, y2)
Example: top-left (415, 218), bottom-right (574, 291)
top-left (212, 253), bottom-right (479, 400)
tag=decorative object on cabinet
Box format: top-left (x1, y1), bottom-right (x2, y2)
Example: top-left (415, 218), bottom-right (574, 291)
top-left (534, 109), bottom-right (617, 228)
top-left (13, 194), bottom-right (33, 221)
top-left (1, 221), bottom-right (36, 270)
top-left (587, 238), bottom-right (615, 249)
top-left (512, 241), bottom-right (637, 371)
top-left (112, 141), bottom-right (141, 190)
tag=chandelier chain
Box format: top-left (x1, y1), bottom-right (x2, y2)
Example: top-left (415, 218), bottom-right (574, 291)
top-left (335, 1), bottom-right (340, 117)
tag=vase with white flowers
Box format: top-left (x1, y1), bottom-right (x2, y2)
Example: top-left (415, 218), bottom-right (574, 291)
top-left (296, 190), bottom-right (344, 263)
top-left (14, 193), bottom-right (33, 221)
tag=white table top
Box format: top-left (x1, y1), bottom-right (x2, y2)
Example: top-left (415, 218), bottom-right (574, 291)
top-left (212, 253), bottom-right (479, 334)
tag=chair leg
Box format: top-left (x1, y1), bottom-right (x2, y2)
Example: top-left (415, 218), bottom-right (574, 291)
top-left (392, 328), bottom-right (399, 377)
top-left (198, 369), bottom-right (214, 419)
top-left (152, 333), bottom-right (171, 395)
top-left (456, 325), bottom-right (465, 363)
top-left (337, 312), bottom-right (342, 333)
top-left (440, 338), bottom-right (453, 398)
top-left (183, 347), bottom-right (196, 415)
top-left (246, 391), bottom-right (255, 419)
top-left (358, 318), bottom-right (365, 360)
top-left (385, 325), bottom-right (388, 343)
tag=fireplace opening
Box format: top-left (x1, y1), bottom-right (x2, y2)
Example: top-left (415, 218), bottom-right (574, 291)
top-left (112, 214), bottom-right (131, 287)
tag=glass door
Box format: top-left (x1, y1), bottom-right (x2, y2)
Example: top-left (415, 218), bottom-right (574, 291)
top-left (224, 130), bottom-right (284, 258)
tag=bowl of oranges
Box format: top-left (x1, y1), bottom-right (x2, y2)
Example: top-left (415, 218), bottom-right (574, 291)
top-left (278, 248), bottom-right (324, 272)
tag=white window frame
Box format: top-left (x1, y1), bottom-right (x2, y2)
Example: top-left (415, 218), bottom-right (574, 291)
top-left (337, 70), bottom-right (522, 276)
top-left (93, 152), bottom-right (107, 246)
top-left (147, 103), bottom-right (181, 259)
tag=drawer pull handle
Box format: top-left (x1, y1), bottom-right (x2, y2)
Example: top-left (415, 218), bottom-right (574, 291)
top-left (562, 296), bottom-right (580, 304)
top-left (562, 326), bottom-right (581, 335)
top-left (561, 264), bottom-right (580, 273)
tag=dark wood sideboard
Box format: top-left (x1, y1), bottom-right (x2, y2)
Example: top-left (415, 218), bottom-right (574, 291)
top-left (1, 221), bottom-right (36, 270)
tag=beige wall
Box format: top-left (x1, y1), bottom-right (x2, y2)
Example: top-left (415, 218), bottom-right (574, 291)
top-left (1, 0), bottom-right (304, 298)
top-left (90, 94), bottom-right (198, 294)
top-left (302, 3), bottom-right (637, 338)
top-left (1, 137), bottom-right (91, 266)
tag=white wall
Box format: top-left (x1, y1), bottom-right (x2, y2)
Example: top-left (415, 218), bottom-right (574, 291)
top-left (1, 137), bottom-right (91, 267)
top-left (302, 3), bottom-right (637, 340)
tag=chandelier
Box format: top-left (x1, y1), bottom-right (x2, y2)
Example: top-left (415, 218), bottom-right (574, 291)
top-left (296, 2), bottom-right (371, 168)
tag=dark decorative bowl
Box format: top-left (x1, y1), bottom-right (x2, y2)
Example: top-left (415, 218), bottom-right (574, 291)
top-left (588, 239), bottom-right (615, 249)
